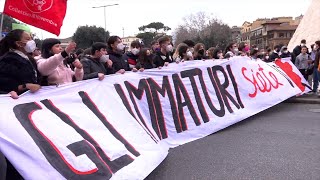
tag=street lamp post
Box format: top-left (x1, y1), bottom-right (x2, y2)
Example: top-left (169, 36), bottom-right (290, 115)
top-left (92, 4), bottom-right (119, 42)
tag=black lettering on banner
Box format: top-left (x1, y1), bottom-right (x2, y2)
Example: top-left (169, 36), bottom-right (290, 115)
top-left (41, 99), bottom-right (133, 173)
top-left (147, 77), bottom-right (182, 134)
top-left (226, 65), bottom-right (245, 108)
top-left (13, 102), bottom-right (112, 179)
top-left (114, 84), bottom-right (158, 143)
top-left (211, 66), bottom-right (241, 113)
top-left (79, 91), bottom-right (140, 157)
top-left (201, 67), bottom-right (225, 118)
top-left (123, 79), bottom-right (162, 140)
top-left (172, 73), bottom-right (201, 128)
top-left (181, 68), bottom-right (209, 123)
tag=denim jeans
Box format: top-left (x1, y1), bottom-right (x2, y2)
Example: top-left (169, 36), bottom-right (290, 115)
top-left (313, 67), bottom-right (320, 92)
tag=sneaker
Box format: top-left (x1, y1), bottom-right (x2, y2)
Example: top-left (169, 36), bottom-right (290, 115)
top-left (306, 91), bottom-right (315, 95)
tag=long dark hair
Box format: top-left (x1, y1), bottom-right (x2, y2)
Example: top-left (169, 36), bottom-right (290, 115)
top-left (213, 48), bottom-right (223, 59)
top-left (41, 38), bottom-right (61, 58)
top-left (0, 29), bottom-right (25, 56)
top-left (138, 48), bottom-right (152, 64)
top-left (225, 43), bottom-right (236, 54)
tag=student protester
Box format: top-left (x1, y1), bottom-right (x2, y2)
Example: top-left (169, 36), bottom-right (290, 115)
top-left (250, 49), bottom-right (259, 60)
top-left (312, 41), bottom-right (320, 94)
top-left (295, 46), bottom-right (312, 81)
top-left (206, 47), bottom-right (215, 59)
top-left (268, 45), bottom-right (281, 62)
top-left (213, 48), bottom-right (224, 59)
top-left (124, 40), bottom-right (141, 69)
top-left (173, 43), bottom-right (193, 63)
top-left (238, 42), bottom-right (249, 56)
top-left (293, 39), bottom-right (309, 58)
top-left (280, 46), bottom-right (291, 58)
top-left (37, 38), bottom-right (84, 86)
top-left (224, 43), bottom-right (238, 58)
top-left (150, 40), bottom-right (160, 55)
top-left (173, 43), bottom-right (189, 61)
top-left (183, 39), bottom-right (195, 53)
top-left (153, 36), bottom-right (174, 68)
top-left (107, 36), bottom-right (130, 74)
top-left (81, 42), bottom-right (113, 80)
top-left (135, 48), bottom-right (156, 71)
top-left (0, 29), bottom-right (40, 99)
top-left (193, 43), bottom-right (206, 60)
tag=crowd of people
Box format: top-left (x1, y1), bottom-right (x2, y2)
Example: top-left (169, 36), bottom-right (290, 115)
top-left (1, 30), bottom-right (319, 101)
top-left (0, 29), bottom-right (320, 178)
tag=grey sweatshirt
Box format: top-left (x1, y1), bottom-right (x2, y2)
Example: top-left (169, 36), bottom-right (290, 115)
top-left (295, 53), bottom-right (310, 70)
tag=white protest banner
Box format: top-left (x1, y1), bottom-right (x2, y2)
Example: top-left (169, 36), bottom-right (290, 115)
top-left (0, 57), bottom-right (308, 179)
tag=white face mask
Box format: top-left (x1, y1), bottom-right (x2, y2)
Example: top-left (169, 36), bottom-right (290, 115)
top-left (131, 48), bottom-right (140, 55)
top-left (301, 43), bottom-right (306, 46)
top-left (24, 40), bottom-right (36, 53)
top-left (186, 51), bottom-right (193, 57)
top-left (99, 55), bottom-right (110, 63)
top-left (117, 43), bottom-right (125, 51)
top-left (166, 44), bottom-right (173, 52)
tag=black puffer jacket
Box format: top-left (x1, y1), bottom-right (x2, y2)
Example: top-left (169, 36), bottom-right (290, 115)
top-left (108, 50), bottom-right (130, 72)
top-left (0, 52), bottom-right (38, 94)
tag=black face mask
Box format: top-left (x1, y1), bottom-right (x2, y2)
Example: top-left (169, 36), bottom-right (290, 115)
top-left (198, 49), bottom-right (205, 55)
top-left (276, 49), bottom-right (280, 53)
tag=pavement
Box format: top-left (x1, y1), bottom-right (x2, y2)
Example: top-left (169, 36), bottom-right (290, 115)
top-left (285, 93), bottom-right (320, 104)
top-left (146, 103), bottom-right (320, 180)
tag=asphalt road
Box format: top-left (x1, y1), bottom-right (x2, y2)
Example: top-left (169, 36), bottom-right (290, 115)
top-left (146, 103), bottom-right (320, 180)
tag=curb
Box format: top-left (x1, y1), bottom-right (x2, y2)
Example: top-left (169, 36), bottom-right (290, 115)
top-left (285, 96), bottom-right (320, 104)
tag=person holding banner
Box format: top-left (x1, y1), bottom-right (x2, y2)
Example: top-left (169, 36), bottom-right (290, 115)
top-left (0, 29), bottom-right (41, 98)
top-left (153, 36), bottom-right (174, 68)
top-left (193, 43), bottom-right (207, 60)
top-left (173, 43), bottom-right (193, 63)
top-left (107, 36), bottom-right (130, 74)
top-left (37, 39), bottom-right (84, 86)
top-left (224, 42), bottom-right (239, 59)
top-left (81, 42), bottom-right (114, 80)
top-left (135, 48), bottom-right (156, 71)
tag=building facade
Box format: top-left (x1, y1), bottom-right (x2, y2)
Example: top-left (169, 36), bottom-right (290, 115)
top-left (231, 26), bottom-right (241, 43)
top-left (240, 16), bottom-right (301, 50)
top-left (240, 21), bottom-right (252, 46)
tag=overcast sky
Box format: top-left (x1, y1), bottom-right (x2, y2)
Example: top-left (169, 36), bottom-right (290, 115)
top-left (0, 0), bottom-right (312, 39)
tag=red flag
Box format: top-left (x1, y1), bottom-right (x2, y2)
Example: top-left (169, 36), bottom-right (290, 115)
top-left (3, 0), bottom-right (67, 36)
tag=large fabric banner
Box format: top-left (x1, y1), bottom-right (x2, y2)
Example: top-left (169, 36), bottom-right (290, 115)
top-left (0, 57), bottom-right (308, 179)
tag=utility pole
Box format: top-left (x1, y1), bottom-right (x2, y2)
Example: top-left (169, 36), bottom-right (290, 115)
top-left (92, 4), bottom-right (119, 42)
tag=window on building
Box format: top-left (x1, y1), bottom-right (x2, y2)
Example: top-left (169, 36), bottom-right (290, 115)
top-left (268, 33), bottom-right (274, 39)
top-left (279, 33), bottom-right (285, 38)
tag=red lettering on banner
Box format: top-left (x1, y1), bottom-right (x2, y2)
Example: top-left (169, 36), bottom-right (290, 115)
top-left (242, 65), bottom-right (283, 98)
